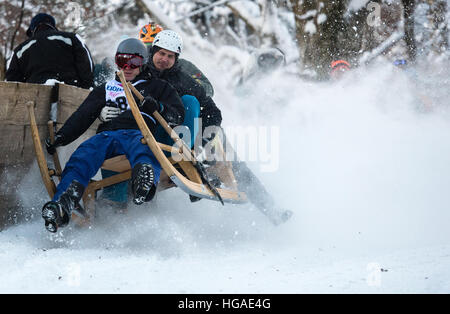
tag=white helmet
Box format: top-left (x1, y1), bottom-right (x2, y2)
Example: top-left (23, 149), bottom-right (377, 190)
top-left (153, 30), bottom-right (183, 54)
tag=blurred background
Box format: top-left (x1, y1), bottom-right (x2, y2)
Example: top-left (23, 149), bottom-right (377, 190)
top-left (1, 0), bottom-right (449, 82)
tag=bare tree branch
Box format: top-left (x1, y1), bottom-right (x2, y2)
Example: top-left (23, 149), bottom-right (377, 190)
top-left (9, 0), bottom-right (26, 53)
top-left (402, 0), bottom-right (416, 61)
top-left (0, 50), bottom-right (5, 81)
top-left (225, 2), bottom-right (259, 35)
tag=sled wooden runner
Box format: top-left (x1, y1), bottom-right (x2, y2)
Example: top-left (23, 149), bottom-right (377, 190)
top-left (27, 101), bottom-right (57, 198)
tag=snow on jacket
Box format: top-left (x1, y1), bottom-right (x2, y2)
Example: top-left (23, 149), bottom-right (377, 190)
top-left (146, 60), bottom-right (222, 130)
top-left (6, 29), bottom-right (94, 89)
top-left (56, 71), bottom-right (184, 146)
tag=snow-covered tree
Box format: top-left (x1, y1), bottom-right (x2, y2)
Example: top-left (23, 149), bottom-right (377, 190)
top-left (1, 0), bottom-right (448, 80)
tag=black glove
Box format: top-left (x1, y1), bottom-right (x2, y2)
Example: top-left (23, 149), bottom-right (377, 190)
top-left (141, 96), bottom-right (159, 114)
top-left (45, 134), bottom-right (64, 155)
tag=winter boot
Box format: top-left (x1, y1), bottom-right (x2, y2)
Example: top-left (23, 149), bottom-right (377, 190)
top-left (131, 163), bottom-right (156, 205)
top-left (42, 180), bottom-right (85, 233)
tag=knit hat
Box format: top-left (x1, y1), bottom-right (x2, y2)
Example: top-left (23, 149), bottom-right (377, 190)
top-left (26, 13), bottom-right (56, 37)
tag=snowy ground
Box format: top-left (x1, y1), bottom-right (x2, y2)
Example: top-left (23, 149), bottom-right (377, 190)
top-left (1, 53), bottom-right (450, 293)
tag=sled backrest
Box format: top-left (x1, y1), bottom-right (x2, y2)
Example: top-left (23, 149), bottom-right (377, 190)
top-left (0, 82), bottom-right (93, 168)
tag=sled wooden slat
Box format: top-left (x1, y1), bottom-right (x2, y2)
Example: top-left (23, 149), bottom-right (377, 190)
top-left (88, 171), bottom-right (132, 191)
top-left (178, 160), bottom-right (203, 184)
top-left (101, 155), bottom-right (131, 173)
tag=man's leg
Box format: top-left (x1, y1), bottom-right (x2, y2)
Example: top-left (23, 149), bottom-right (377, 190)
top-left (155, 95), bottom-right (200, 149)
top-left (116, 129), bottom-right (162, 204)
top-left (220, 134), bottom-right (292, 224)
top-left (232, 161), bottom-right (275, 209)
top-left (231, 160), bottom-right (292, 225)
top-left (42, 133), bottom-right (116, 232)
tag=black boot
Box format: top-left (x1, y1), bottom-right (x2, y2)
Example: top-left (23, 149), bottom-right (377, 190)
top-left (42, 180), bottom-right (85, 233)
top-left (131, 163), bottom-right (156, 205)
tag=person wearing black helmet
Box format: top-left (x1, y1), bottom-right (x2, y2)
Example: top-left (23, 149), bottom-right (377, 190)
top-left (6, 13), bottom-right (94, 89)
top-left (102, 30), bottom-right (222, 146)
top-left (40, 38), bottom-right (185, 233)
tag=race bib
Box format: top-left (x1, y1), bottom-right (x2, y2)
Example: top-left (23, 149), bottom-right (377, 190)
top-left (104, 79), bottom-right (154, 122)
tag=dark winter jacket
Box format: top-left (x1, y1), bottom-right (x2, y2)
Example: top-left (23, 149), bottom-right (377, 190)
top-left (146, 60), bottom-right (222, 130)
top-left (178, 58), bottom-right (214, 98)
top-left (6, 29), bottom-right (94, 89)
top-left (56, 71), bottom-right (184, 146)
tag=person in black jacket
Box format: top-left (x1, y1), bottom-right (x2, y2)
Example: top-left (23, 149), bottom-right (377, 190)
top-left (156, 34), bottom-right (219, 122)
top-left (41, 38), bottom-right (184, 233)
top-left (6, 13), bottom-right (94, 89)
top-left (139, 22), bottom-right (214, 98)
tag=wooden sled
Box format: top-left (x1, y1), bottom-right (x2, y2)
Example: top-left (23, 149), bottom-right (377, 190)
top-left (27, 76), bottom-right (248, 224)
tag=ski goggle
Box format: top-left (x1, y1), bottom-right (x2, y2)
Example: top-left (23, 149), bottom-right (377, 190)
top-left (115, 54), bottom-right (144, 69)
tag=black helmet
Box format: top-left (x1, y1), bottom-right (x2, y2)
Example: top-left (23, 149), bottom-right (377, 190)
top-left (116, 38), bottom-right (149, 64)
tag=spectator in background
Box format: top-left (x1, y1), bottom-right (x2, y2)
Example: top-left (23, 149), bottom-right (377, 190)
top-left (6, 13), bottom-right (94, 89)
top-left (238, 47), bottom-right (286, 85)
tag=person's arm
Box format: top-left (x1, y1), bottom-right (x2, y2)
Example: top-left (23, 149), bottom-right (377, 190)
top-left (72, 34), bottom-right (94, 89)
top-left (5, 52), bottom-right (26, 82)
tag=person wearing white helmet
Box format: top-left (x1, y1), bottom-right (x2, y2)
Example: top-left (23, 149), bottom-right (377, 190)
top-left (138, 23), bottom-right (214, 97)
top-left (146, 30), bottom-right (222, 149)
